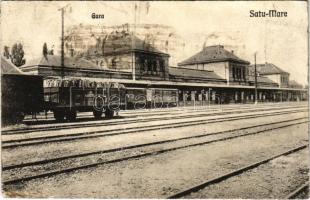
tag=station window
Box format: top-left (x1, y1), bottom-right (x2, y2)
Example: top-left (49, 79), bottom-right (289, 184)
top-left (243, 69), bottom-right (246, 80)
top-left (143, 59), bottom-right (148, 71)
top-left (153, 60), bottom-right (157, 72)
top-left (148, 60), bottom-right (152, 71)
top-left (160, 60), bottom-right (165, 72)
top-left (232, 67), bottom-right (236, 79)
top-left (156, 60), bottom-right (160, 72)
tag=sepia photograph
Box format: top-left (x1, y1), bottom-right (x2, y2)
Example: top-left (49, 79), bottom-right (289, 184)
top-left (0, 0), bottom-right (309, 198)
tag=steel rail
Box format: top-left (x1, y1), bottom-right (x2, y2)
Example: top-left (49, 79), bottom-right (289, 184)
top-left (6, 104), bottom-right (258, 134)
top-left (285, 181), bottom-right (309, 199)
top-left (23, 103), bottom-right (296, 121)
top-left (2, 109), bottom-right (307, 149)
top-left (3, 105), bottom-right (307, 135)
top-left (3, 117), bottom-right (307, 171)
top-left (3, 120), bottom-right (307, 185)
top-left (167, 144), bottom-right (308, 199)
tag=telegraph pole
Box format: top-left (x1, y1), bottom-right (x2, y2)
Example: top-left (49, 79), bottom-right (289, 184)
top-left (61, 7), bottom-right (65, 78)
top-left (131, 2), bottom-right (137, 81)
top-left (58, 6), bottom-right (68, 78)
top-left (254, 53), bottom-right (258, 104)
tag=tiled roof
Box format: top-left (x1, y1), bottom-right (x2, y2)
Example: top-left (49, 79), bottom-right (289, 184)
top-left (23, 55), bottom-right (108, 70)
top-left (178, 45), bottom-right (249, 66)
top-left (247, 75), bottom-right (278, 85)
top-left (89, 31), bottom-right (169, 56)
top-left (169, 67), bottom-right (225, 81)
top-left (249, 63), bottom-right (289, 75)
top-left (289, 80), bottom-right (303, 88)
top-left (1, 56), bottom-right (24, 75)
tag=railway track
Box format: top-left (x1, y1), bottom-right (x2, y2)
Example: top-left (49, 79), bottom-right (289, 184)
top-left (23, 103), bottom-right (290, 121)
top-left (2, 118), bottom-right (307, 185)
top-left (2, 108), bottom-right (307, 148)
top-left (24, 103), bottom-right (290, 120)
top-left (167, 144), bottom-right (308, 199)
top-left (285, 181), bottom-right (309, 199)
top-left (3, 104), bottom-right (307, 135)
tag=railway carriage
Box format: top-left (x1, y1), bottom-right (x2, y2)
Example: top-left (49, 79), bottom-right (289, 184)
top-left (44, 77), bottom-right (126, 121)
top-left (125, 87), bottom-right (178, 109)
top-left (1, 74), bottom-right (44, 125)
top-left (1, 57), bottom-right (44, 126)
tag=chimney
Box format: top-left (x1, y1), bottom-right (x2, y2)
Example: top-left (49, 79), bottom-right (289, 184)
top-left (231, 50), bottom-right (234, 54)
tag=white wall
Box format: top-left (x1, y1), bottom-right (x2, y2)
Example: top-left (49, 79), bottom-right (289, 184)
top-left (180, 61), bottom-right (228, 79)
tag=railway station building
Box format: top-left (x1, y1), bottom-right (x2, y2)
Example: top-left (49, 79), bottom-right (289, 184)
top-left (19, 32), bottom-right (307, 105)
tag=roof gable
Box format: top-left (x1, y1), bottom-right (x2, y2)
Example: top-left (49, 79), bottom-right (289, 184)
top-left (178, 45), bottom-right (250, 66)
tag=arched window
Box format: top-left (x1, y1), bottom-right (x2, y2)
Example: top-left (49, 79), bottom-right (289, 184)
top-left (153, 60), bottom-right (157, 72)
top-left (141, 59), bottom-right (146, 71)
top-left (243, 68), bottom-right (246, 80)
top-left (156, 60), bottom-right (160, 72)
top-left (148, 59), bottom-right (152, 71)
top-left (232, 67), bottom-right (235, 79)
top-left (160, 60), bottom-right (165, 72)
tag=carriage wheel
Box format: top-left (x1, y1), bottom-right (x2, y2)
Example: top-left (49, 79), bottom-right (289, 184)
top-left (54, 110), bottom-right (65, 122)
top-left (105, 109), bottom-right (114, 119)
top-left (14, 112), bottom-right (25, 124)
top-left (93, 110), bottom-right (103, 119)
top-left (66, 110), bottom-right (77, 122)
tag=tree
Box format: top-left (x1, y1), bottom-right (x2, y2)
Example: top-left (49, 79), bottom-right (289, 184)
top-left (43, 43), bottom-right (48, 57)
top-left (3, 46), bottom-right (10, 59)
top-left (43, 43), bottom-right (54, 57)
top-left (11, 43), bottom-right (26, 67)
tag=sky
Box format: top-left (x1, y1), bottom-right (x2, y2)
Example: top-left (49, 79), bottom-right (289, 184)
top-left (1, 1), bottom-right (308, 85)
